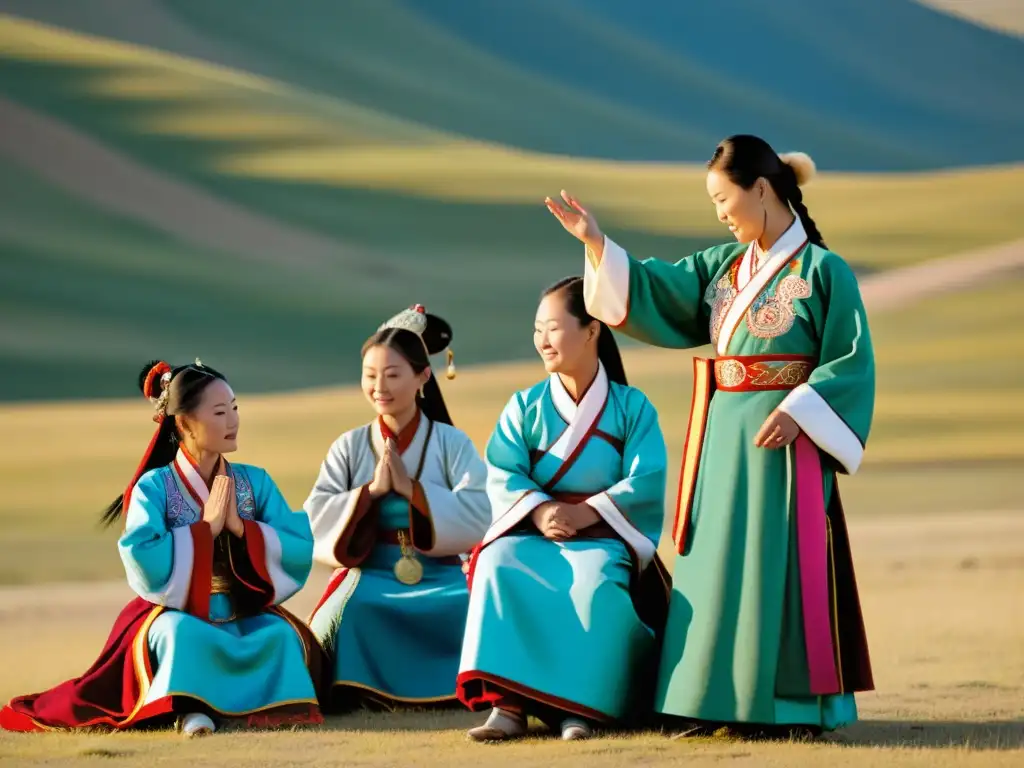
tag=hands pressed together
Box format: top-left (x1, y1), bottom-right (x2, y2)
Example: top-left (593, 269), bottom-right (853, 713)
top-left (202, 473), bottom-right (244, 537)
top-left (368, 439), bottom-right (414, 500)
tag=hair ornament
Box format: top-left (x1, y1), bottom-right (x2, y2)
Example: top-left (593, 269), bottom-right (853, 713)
top-left (379, 304), bottom-right (429, 337)
top-left (779, 151), bottom-right (817, 187)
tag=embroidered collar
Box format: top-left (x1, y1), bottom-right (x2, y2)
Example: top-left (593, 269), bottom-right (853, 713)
top-left (719, 218), bottom-right (808, 355)
top-left (173, 447), bottom-right (228, 507)
top-left (378, 409), bottom-right (422, 454)
top-left (547, 362), bottom-right (609, 461)
top-left (739, 217), bottom-right (807, 290)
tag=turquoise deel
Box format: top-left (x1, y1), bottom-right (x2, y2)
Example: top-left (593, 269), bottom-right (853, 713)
top-left (603, 234), bottom-right (874, 729)
top-left (459, 376), bottom-right (667, 720)
top-left (309, 492), bottom-right (470, 703)
top-left (120, 465), bottom-right (318, 715)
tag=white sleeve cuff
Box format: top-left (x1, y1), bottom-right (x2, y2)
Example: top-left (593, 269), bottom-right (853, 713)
top-left (584, 236), bottom-right (630, 327)
top-left (778, 382), bottom-right (864, 474)
top-left (586, 492), bottom-right (656, 568)
top-left (482, 490), bottom-right (551, 546)
top-left (257, 522), bottom-right (301, 604)
top-left (128, 526), bottom-right (193, 609)
top-left (309, 488), bottom-right (364, 569)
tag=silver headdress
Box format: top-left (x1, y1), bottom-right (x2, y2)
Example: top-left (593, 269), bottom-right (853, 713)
top-left (378, 304), bottom-right (429, 337)
top-left (378, 304), bottom-right (456, 380)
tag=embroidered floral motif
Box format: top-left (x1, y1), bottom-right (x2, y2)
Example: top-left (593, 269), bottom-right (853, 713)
top-left (706, 259), bottom-right (741, 346)
top-left (714, 358), bottom-right (747, 388)
top-left (745, 274), bottom-right (811, 340)
top-left (163, 469), bottom-right (199, 529)
top-left (234, 468), bottom-right (257, 521)
top-left (713, 357), bottom-right (814, 391)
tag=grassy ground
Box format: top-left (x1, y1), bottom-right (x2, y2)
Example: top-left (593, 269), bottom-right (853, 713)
top-left (1, 273), bottom-right (1022, 585)
top-left (1, 511), bottom-right (1021, 766)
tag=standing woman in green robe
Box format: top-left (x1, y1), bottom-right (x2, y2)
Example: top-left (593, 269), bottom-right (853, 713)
top-left (545, 135), bottom-right (874, 737)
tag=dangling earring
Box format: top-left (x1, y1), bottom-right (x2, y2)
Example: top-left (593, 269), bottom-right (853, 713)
top-left (446, 349), bottom-right (456, 380)
top-left (418, 384), bottom-right (425, 399)
top-left (757, 184), bottom-right (768, 252)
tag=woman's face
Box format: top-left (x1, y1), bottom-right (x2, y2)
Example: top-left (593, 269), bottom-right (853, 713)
top-left (361, 344), bottom-right (429, 418)
top-left (534, 292), bottom-right (597, 375)
top-left (706, 169), bottom-right (765, 244)
top-left (179, 379), bottom-right (239, 456)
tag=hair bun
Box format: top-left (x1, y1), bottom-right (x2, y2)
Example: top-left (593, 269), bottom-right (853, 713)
top-left (422, 314), bottom-right (453, 356)
top-left (138, 360), bottom-right (172, 399)
top-left (779, 152), bottom-right (817, 186)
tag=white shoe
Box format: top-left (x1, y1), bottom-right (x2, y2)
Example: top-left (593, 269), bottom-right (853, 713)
top-left (180, 712), bottom-right (216, 737)
top-left (467, 708), bottom-right (527, 742)
top-left (561, 717), bottom-right (592, 740)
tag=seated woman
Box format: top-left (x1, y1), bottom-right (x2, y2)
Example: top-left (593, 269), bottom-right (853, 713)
top-left (306, 305), bottom-right (490, 711)
top-left (458, 278), bottom-right (670, 742)
top-left (0, 360), bottom-right (324, 736)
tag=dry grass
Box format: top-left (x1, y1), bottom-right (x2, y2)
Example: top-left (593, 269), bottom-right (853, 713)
top-left (1, 511), bottom-right (1022, 766)
top-left (3, 264), bottom-right (1024, 585)
top-left (1, 336), bottom-right (1022, 585)
top-left (2, 13), bottom-right (1023, 269)
top-left (917, 0), bottom-right (1024, 36)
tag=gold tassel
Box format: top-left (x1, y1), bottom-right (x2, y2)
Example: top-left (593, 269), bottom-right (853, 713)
top-left (446, 349), bottom-right (457, 380)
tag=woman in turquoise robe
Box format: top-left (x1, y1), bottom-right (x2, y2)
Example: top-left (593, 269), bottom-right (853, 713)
top-left (0, 360), bottom-right (323, 736)
top-left (545, 136), bottom-right (875, 737)
top-left (458, 278), bottom-right (670, 742)
top-left (306, 306), bottom-right (490, 711)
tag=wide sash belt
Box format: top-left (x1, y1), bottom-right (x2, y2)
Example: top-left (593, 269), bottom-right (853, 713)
top-left (713, 354), bottom-right (814, 392)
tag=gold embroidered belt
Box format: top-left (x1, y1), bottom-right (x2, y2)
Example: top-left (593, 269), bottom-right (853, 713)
top-left (672, 354), bottom-right (815, 556)
top-left (713, 354), bottom-right (814, 392)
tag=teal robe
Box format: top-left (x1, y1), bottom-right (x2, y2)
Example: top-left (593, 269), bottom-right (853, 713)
top-left (584, 218), bottom-right (875, 730)
top-left (306, 414), bottom-right (490, 709)
top-left (457, 363), bottom-right (668, 724)
top-left (118, 449), bottom-right (322, 724)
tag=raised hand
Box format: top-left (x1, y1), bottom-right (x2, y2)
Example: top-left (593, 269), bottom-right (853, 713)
top-left (203, 474), bottom-right (234, 537)
top-left (544, 190), bottom-right (604, 257)
top-left (384, 439), bottom-right (413, 500)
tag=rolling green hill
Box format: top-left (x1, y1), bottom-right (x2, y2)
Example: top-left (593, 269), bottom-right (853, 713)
top-left (4, 0), bottom-right (1023, 169)
top-left (0, 4), bottom-right (1021, 400)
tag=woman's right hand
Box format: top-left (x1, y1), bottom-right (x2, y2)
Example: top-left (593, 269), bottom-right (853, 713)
top-left (203, 475), bottom-right (234, 537)
top-left (368, 454), bottom-right (392, 499)
top-left (545, 190), bottom-right (605, 258)
top-left (531, 502), bottom-right (576, 540)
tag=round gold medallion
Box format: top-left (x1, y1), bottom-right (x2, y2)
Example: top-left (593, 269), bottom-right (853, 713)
top-left (394, 555), bottom-right (424, 586)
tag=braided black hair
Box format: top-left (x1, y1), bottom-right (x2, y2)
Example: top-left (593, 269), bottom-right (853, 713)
top-left (707, 134), bottom-right (826, 248)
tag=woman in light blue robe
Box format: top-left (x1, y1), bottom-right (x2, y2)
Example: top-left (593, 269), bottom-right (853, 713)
top-left (306, 306), bottom-right (490, 711)
top-left (458, 278), bottom-right (670, 742)
top-left (1, 360), bottom-right (323, 736)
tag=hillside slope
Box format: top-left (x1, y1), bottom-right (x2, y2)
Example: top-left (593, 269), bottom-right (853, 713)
top-left (0, 5), bottom-right (1022, 400)
top-left (3, 0), bottom-right (1022, 169)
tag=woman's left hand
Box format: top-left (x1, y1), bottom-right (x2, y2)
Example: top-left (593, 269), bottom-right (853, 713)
top-left (385, 440), bottom-right (414, 499)
top-left (754, 409), bottom-right (801, 449)
top-left (561, 503), bottom-right (600, 530)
